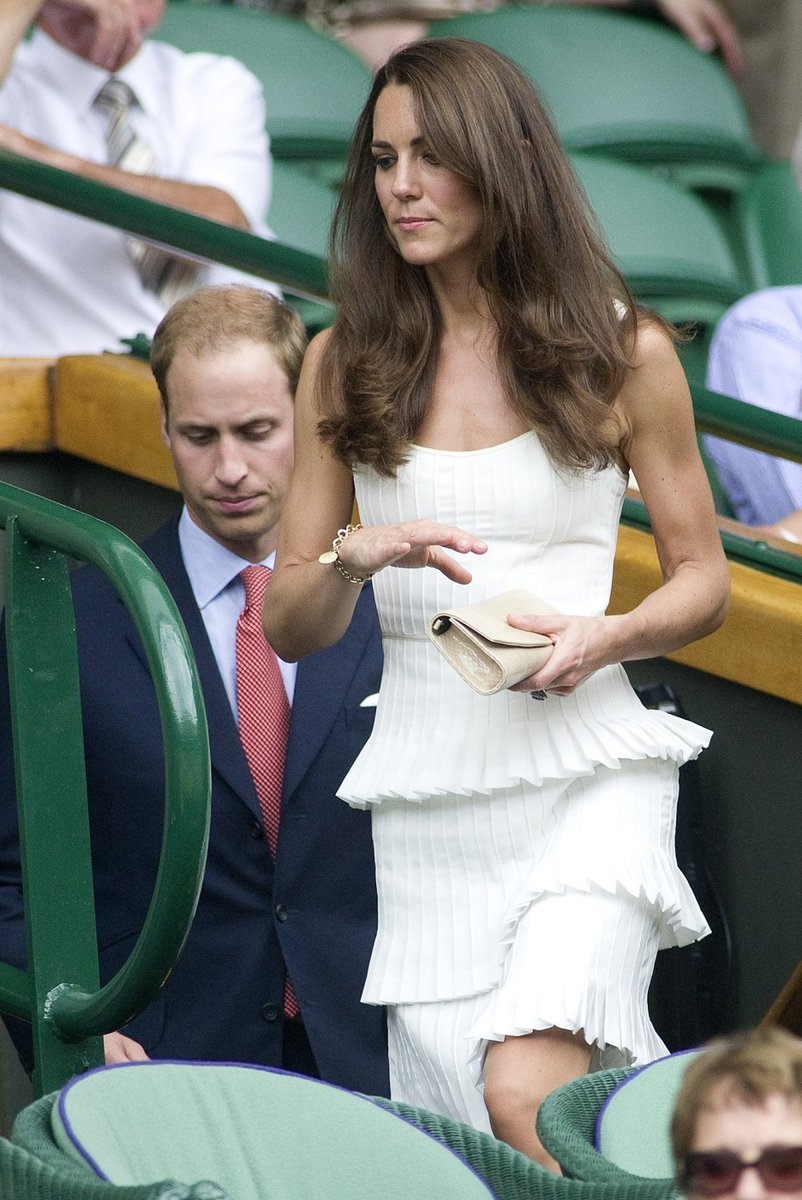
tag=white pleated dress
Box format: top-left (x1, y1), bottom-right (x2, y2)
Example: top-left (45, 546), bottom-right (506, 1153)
top-left (338, 431), bottom-right (712, 1128)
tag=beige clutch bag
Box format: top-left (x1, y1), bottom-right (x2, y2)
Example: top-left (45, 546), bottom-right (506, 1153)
top-left (427, 588), bottom-right (556, 696)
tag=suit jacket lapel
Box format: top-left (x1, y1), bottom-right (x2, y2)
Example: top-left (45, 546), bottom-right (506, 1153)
top-left (282, 593), bottom-right (373, 801)
top-left (128, 520), bottom-right (261, 820)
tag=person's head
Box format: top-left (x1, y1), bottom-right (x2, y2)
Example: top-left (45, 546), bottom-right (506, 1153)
top-left (151, 285), bottom-right (308, 563)
top-left (333, 36), bottom-right (613, 307)
top-left (320, 36), bottom-right (634, 478)
top-left (38, 0), bottom-right (165, 70)
top-left (672, 1028), bottom-right (802, 1200)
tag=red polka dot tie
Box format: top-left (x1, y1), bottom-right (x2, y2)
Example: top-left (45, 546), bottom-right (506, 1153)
top-left (236, 565), bottom-right (299, 1018)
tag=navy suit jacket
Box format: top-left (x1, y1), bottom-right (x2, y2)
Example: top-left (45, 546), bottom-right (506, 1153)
top-left (0, 518), bottom-right (389, 1096)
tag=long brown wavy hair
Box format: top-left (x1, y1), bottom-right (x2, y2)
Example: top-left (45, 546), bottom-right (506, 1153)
top-left (317, 36), bottom-right (641, 476)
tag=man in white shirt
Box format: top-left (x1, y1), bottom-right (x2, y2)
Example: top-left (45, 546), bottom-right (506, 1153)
top-left (0, 0), bottom-right (274, 356)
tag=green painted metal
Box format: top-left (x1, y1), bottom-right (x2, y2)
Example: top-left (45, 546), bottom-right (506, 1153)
top-left (692, 384), bottom-right (802, 465)
top-left (0, 482), bottom-right (210, 1095)
top-left (3, 519), bottom-right (102, 1095)
top-left (0, 148), bottom-right (329, 302)
top-left (622, 495), bottom-right (802, 584)
top-left (623, 385), bottom-right (802, 581)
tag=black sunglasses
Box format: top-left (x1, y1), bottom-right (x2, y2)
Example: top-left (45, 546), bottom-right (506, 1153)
top-left (681, 1147), bottom-right (802, 1196)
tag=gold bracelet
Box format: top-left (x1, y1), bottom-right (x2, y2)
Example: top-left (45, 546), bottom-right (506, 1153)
top-left (318, 524), bottom-right (374, 584)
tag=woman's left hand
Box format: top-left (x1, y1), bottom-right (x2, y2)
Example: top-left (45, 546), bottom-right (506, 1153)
top-left (506, 611), bottom-right (623, 696)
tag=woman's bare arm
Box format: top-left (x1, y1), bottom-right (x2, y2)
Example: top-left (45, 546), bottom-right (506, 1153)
top-left (508, 321), bottom-right (730, 694)
top-left (264, 331), bottom-right (488, 661)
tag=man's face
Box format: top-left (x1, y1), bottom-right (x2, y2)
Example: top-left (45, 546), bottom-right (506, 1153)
top-left (38, 0), bottom-right (165, 71)
top-left (162, 339), bottom-right (295, 563)
top-left (685, 1085), bottom-right (802, 1200)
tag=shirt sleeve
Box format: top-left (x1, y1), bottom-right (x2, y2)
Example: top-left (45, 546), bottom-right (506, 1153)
top-left (164, 51), bottom-right (271, 235)
top-left (704, 288), bottom-right (802, 524)
top-left (706, 288), bottom-right (802, 419)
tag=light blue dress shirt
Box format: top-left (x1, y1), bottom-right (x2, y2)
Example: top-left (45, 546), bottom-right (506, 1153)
top-left (705, 286), bottom-right (802, 525)
top-left (177, 508), bottom-right (296, 722)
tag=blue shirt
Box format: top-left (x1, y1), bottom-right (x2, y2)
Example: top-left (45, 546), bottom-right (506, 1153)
top-left (705, 286), bottom-right (802, 525)
top-left (178, 507), bottom-right (296, 720)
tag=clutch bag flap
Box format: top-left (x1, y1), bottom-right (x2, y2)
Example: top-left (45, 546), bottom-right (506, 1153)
top-left (427, 588), bottom-right (557, 695)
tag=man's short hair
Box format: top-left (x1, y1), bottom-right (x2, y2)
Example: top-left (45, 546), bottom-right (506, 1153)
top-left (150, 285), bottom-right (308, 412)
top-left (672, 1027), bottom-right (802, 1167)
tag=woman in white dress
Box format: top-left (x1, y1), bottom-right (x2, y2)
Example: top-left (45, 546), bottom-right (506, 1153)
top-left (264, 37), bottom-right (730, 1167)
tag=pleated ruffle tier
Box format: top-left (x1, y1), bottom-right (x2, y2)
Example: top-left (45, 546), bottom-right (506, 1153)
top-left (338, 645), bottom-right (711, 808)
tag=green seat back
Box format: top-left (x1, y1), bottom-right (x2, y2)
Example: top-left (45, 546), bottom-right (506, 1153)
top-left (50, 1062), bottom-right (496, 1200)
top-left (595, 1050), bottom-right (700, 1179)
top-left (571, 153), bottom-right (746, 325)
top-left (428, 6), bottom-right (763, 192)
top-left (268, 161), bottom-right (336, 331)
top-left (734, 160), bottom-right (802, 291)
top-left (155, 4), bottom-right (371, 161)
top-left (269, 160), bottom-right (335, 258)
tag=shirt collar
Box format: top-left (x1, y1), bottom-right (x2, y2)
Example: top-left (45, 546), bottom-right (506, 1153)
top-left (31, 27), bottom-right (108, 113)
top-left (178, 508), bottom-right (277, 611)
top-left (116, 38), bottom-right (162, 119)
top-left (30, 26), bottom-right (159, 118)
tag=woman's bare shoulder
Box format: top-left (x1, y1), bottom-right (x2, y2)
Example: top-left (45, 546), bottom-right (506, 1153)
top-left (303, 325), bottom-right (334, 370)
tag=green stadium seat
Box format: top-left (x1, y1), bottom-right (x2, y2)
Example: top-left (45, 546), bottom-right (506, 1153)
top-left (428, 6), bottom-right (764, 194)
top-left (571, 154), bottom-right (747, 327)
top-left (155, 4), bottom-right (371, 167)
top-left (12, 1062), bottom-right (496, 1200)
top-left (733, 160), bottom-right (802, 291)
top-left (269, 159), bottom-right (336, 258)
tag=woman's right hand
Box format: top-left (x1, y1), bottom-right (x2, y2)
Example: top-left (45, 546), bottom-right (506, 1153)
top-left (336, 520), bottom-right (488, 585)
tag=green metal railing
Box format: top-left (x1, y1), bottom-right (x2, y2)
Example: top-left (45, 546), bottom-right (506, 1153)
top-left (693, 384), bottom-right (802, 465)
top-left (621, 383), bottom-right (802, 584)
top-left (0, 484), bottom-right (210, 1097)
top-left (0, 149), bottom-right (329, 302)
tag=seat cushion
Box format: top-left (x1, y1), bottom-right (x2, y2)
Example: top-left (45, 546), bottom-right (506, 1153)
top-left (595, 1049), bottom-right (700, 1178)
top-left (51, 1061), bottom-right (495, 1200)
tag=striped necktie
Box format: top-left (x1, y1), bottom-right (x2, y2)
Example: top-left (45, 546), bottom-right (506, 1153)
top-left (236, 566), bottom-right (300, 1019)
top-left (94, 77), bottom-right (198, 305)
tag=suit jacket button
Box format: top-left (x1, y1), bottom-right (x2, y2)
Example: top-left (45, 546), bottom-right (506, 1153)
top-left (275, 903), bottom-right (288, 922)
top-left (249, 821), bottom-right (263, 840)
top-left (262, 1003), bottom-right (279, 1022)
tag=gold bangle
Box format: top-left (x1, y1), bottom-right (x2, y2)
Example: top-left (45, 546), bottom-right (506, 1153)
top-left (318, 523), bottom-right (374, 584)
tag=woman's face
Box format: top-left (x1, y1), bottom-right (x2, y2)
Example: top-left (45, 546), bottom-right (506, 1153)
top-left (686, 1086), bottom-right (802, 1200)
top-left (371, 83), bottom-right (483, 280)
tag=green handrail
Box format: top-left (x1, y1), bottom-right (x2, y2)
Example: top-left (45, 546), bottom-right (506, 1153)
top-left (0, 148), bottom-right (329, 302)
top-left (622, 493), bottom-right (802, 584)
top-left (0, 482), bottom-right (210, 1096)
top-left (692, 384), bottom-right (802, 465)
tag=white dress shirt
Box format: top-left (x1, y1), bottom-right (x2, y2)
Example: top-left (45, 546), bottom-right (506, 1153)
top-left (0, 29), bottom-right (275, 356)
top-left (704, 286), bottom-right (802, 525)
top-left (178, 508), bottom-right (296, 721)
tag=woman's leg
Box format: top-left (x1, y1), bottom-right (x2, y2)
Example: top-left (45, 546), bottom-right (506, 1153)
top-left (483, 1027), bottom-right (591, 1168)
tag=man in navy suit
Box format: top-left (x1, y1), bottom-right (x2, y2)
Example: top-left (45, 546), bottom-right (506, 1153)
top-left (0, 285), bottom-right (389, 1095)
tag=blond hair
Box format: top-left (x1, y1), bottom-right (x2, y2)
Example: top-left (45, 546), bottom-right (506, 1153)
top-left (151, 286), bottom-right (308, 411)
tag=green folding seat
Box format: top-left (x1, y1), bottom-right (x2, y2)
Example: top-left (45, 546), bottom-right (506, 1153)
top-left (428, 5), bottom-right (764, 194)
top-left (733, 160), bottom-right (802, 291)
top-left (571, 153), bottom-right (747, 327)
top-left (156, 3), bottom-right (371, 167)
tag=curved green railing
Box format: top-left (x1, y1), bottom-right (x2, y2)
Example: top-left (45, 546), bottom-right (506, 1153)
top-left (0, 483), bottom-right (210, 1096)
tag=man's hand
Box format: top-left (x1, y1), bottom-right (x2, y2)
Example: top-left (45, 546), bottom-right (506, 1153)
top-left (656, 0), bottom-right (744, 77)
top-left (103, 1031), bottom-right (151, 1063)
